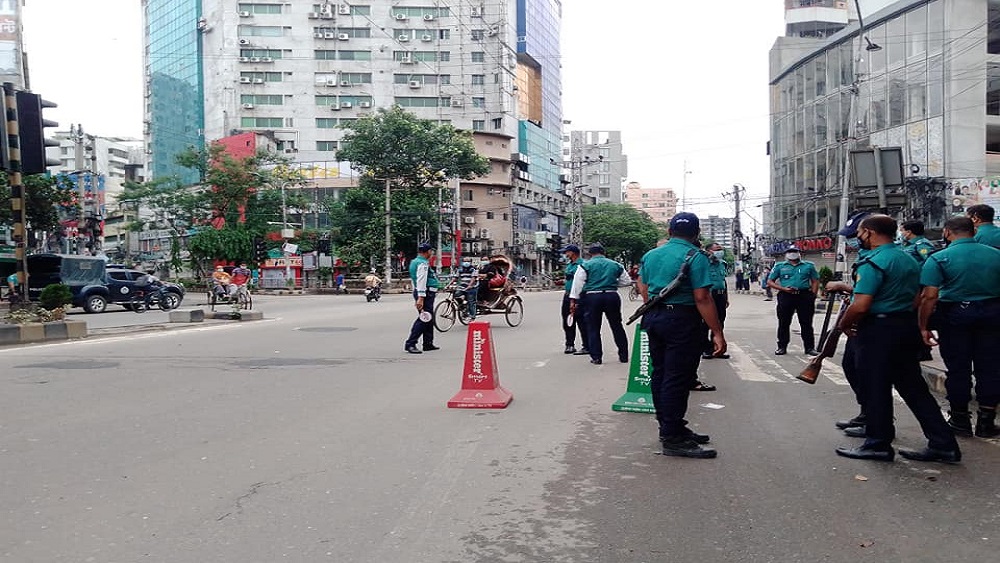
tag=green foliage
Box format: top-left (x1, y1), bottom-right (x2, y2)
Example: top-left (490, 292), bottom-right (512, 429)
top-left (186, 226), bottom-right (256, 265)
top-left (818, 266), bottom-right (834, 292)
top-left (0, 174), bottom-right (76, 235)
top-left (39, 283), bottom-right (73, 311)
top-left (582, 204), bottom-right (664, 264)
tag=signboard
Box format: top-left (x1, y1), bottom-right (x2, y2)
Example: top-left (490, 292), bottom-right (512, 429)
top-left (850, 147), bottom-right (905, 189)
top-left (264, 257), bottom-right (303, 268)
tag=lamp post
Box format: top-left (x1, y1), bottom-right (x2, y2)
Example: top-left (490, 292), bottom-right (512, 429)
top-left (551, 155), bottom-right (603, 245)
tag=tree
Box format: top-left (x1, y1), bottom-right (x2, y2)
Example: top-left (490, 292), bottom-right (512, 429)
top-left (0, 174), bottom-right (76, 247)
top-left (582, 204), bottom-right (663, 264)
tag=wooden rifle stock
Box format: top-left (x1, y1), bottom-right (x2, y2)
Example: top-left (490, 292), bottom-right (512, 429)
top-left (798, 295), bottom-right (850, 384)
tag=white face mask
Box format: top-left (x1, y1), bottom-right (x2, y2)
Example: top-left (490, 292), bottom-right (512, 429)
top-left (785, 252), bottom-right (801, 261)
top-left (713, 250), bottom-right (725, 259)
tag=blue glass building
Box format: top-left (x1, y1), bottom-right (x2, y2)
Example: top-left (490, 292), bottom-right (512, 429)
top-left (144, 0), bottom-right (204, 185)
top-left (516, 0), bottom-right (563, 191)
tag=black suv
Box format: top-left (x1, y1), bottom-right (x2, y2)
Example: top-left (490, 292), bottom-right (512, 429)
top-left (105, 269), bottom-right (185, 311)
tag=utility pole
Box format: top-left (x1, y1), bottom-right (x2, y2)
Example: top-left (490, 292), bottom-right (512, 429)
top-left (681, 160), bottom-right (691, 211)
top-left (554, 155), bottom-right (602, 246)
top-left (436, 185), bottom-right (443, 277)
top-left (4, 83), bottom-right (27, 301)
top-left (733, 183), bottom-right (743, 259)
top-left (73, 124), bottom-right (86, 254)
top-left (384, 177), bottom-right (392, 287)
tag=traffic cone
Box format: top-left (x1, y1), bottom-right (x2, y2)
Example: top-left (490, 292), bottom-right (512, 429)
top-left (611, 325), bottom-right (655, 413)
top-left (447, 320), bottom-right (513, 409)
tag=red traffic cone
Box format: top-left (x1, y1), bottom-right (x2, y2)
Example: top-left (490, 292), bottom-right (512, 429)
top-left (447, 320), bottom-right (513, 409)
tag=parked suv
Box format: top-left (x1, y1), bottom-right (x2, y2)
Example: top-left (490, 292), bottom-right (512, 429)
top-left (105, 268), bottom-right (185, 311)
top-left (26, 254), bottom-right (111, 313)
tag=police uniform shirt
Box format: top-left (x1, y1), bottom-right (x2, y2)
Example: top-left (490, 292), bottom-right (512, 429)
top-left (708, 257), bottom-right (727, 291)
top-left (975, 223), bottom-right (1000, 249)
top-left (569, 256), bottom-right (631, 298)
top-left (853, 243), bottom-right (920, 314)
top-left (409, 255), bottom-right (439, 297)
top-left (767, 259), bottom-right (819, 290)
top-left (920, 238), bottom-right (1000, 303)
top-left (638, 238), bottom-right (713, 306)
top-left (564, 258), bottom-right (583, 293)
top-left (901, 236), bottom-right (935, 264)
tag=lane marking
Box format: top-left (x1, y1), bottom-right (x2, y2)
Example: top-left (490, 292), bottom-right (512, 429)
top-left (737, 344), bottom-right (799, 383)
top-left (726, 343), bottom-right (783, 383)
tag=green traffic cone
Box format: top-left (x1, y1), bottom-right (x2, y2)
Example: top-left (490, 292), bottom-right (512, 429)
top-left (612, 324), bottom-right (655, 413)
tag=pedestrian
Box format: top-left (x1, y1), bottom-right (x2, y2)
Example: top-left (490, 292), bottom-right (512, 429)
top-left (404, 242), bottom-right (440, 354)
top-left (918, 216), bottom-right (1000, 438)
top-left (335, 272), bottom-right (345, 294)
top-left (967, 204), bottom-right (1000, 249)
top-left (766, 245), bottom-right (820, 356)
top-left (898, 220), bottom-right (935, 264)
top-left (701, 243), bottom-right (730, 365)
top-left (568, 243), bottom-right (632, 365)
top-left (5, 271), bottom-right (18, 302)
top-left (559, 244), bottom-right (589, 355)
top-left (834, 214), bottom-right (960, 463)
top-left (734, 268), bottom-right (745, 295)
top-left (455, 261), bottom-right (479, 320)
top-left (761, 265), bottom-right (773, 301)
top-left (637, 212), bottom-right (726, 459)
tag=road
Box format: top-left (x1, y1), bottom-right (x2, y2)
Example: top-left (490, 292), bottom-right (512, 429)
top-left (2, 291), bottom-right (999, 562)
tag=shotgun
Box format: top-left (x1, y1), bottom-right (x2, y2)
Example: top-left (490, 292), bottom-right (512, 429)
top-left (798, 294), bottom-right (850, 384)
top-left (626, 249), bottom-right (697, 325)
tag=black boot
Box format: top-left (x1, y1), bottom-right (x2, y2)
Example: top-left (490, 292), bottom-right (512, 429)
top-left (948, 409), bottom-right (973, 437)
top-left (975, 407), bottom-right (1000, 438)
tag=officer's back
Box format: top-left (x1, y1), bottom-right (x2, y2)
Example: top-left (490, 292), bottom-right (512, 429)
top-left (640, 237), bottom-right (707, 304)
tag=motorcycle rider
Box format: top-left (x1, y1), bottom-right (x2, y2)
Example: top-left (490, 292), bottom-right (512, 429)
top-left (455, 261), bottom-right (480, 319)
top-left (364, 269), bottom-right (383, 300)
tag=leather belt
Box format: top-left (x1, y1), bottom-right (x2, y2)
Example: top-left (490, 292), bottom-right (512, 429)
top-left (589, 289), bottom-right (619, 293)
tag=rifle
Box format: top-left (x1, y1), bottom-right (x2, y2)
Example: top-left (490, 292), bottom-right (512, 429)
top-left (798, 293), bottom-right (850, 384)
top-left (817, 291), bottom-right (837, 350)
top-left (626, 249), bottom-right (697, 325)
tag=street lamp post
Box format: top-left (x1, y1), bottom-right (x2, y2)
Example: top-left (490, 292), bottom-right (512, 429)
top-left (280, 181), bottom-right (292, 284)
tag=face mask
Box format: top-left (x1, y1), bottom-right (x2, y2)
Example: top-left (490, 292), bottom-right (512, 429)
top-left (713, 250), bottom-right (725, 259)
top-left (785, 252), bottom-right (800, 261)
top-left (846, 238), bottom-right (860, 249)
top-left (895, 233), bottom-right (906, 245)
top-left (858, 231), bottom-right (873, 251)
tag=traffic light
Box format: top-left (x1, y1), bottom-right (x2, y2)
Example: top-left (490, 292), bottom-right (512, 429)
top-left (550, 234), bottom-right (563, 259)
top-left (316, 238), bottom-right (331, 254)
top-left (16, 92), bottom-right (60, 175)
top-left (253, 238), bottom-right (268, 262)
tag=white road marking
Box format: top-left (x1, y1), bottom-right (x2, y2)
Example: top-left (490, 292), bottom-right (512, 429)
top-left (736, 344), bottom-right (800, 382)
top-left (727, 343), bottom-right (783, 383)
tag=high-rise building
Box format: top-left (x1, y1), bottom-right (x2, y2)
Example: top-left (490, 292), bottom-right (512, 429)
top-left (784, 0), bottom-right (856, 38)
top-left (566, 130), bottom-right (628, 203)
top-left (701, 215), bottom-right (735, 249)
top-left (623, 182), bottom-right (677, 224)
top-left (515, 0), bottom-right (563, 191)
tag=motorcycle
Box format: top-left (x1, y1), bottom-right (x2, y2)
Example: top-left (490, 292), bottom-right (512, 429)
top-left (364, 284), bottom-right (381, 302)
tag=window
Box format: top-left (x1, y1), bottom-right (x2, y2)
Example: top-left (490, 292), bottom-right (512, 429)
top-left (241, 117), bottom-right (283, 128)
top-left (240, 49), bottom-right (283, 59)
top-left (886, 17), bottom-right (904, 69)
top-left (395, 51), bottom-right (446, 62)
top-left (238, 25), bottom-right (285, 37)
top-left (503, 213), bottom-right (509, 221)
top-left (486, 211), bottom-right (494, 219)
top-left (241, 71), bottom-right (284, 82)
top-left (472, 97), bottom-right (485, 108)
top-left (394, 96), bottom-right (451, 107)
top-left (392, 6), bottom-right (451, 18)
top-left (341, 72), bottom-right (373, 84)
top-left (316, 141), bottom-right (338, 151)
top-left (599, 188), bottom-right (611, 198)
top-left (888, 69), bottom-right (905, 127)
top-left (906, 6), bottom-right (926, 58)
top-left (471, 29), bottom-right (484, 41)
top-left (471, 52), bottom-right (485, 63)
top-left (338, 50), bottom-right (371, 61)
top-left (907, 61), bottom-right (927, 122)
top-left (471, 74), bottom-right (485, 85)
top-left (316, 118), bottom-right (338, 128)
top-left (472, 120), bottom-right (485, 131)
top-left (240, 94), bottom-right (283, 105)
top-left (491, 117), bottom-right (502, 129)
top-left (316, 3), bottom-right (370, 15)
top-left (438, 29), bottom-right (451, 40)
top-left (599, 175), bottom-right (611, 186)
top-left (641, 193), bottom-right (649, 199)
top-left (464, 190), bottom-right (473, 201)
top-left (239, 3), bottom-right (282, 14)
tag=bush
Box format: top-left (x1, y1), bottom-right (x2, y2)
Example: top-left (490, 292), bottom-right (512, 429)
top-left (39, 283), bottom-right (73, 311)
top-left (818, 266), bottom-right (834, 294)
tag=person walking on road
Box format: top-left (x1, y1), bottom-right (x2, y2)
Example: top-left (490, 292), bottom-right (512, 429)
top-left (702, 243), bottom-right (730, 363)
top-left (404, 243), bottom-right (440, 354)
top-left (834, 214), bottom-right (960, 463)
top-left (968, 204), bottom-right (1000, 249)
top-left (569, 243), bottom-right (632, 365)
top-left (767, 245), bottom-right (820, 356)
top-left (560, 244), bottom-right (589, 355)
top-left (918, 216), bottom-right (1000, 438)
top-left (898, 220), bottom-right (936, 264)
top-left (637, 212), bottom-right (726, 459)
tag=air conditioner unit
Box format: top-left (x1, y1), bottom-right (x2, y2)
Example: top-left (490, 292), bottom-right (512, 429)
top-left (323, 32), bottom-right (336, 39)
top-left (408, 80), bottom-right (421, 88)
top-left (451, 99), bottom-right (463, 107)
top-left (398, 35), bottom-right (410, 42)
top-left (421, 34), bottom-right (433, 42)
top-left (239, 77), bottom-right (251, 84)
top-left (464, 229), bottom-right (475, 239)
top-left (326, 79), bottom-right (338, 86)
top-left (261, 57), bottom-right (273, 62)
top-left (313, 32), bottom-right (324, 38)
top-left (471, 6), bottom-right (483, 17)
top-left (242, 103), bottom-right (255, 109)
top-left (395, 13), bottom-right (408, 20)
top-left (320, 12), bottom-right (334, 19)
top-left (252, 78), bottom-right (264, 84)
top-left (239, 56), bottom-right (250, 62)
top-left (330, 104), bottom-right (341, 111)
top-left (359, 101), bottom-right (371, 108)
top-left (480, 229), bottom-right (490, 239)
top-left (239, 39), bottom-right (251, 45)
top-left (309, 12), bottom-right (321, 19)
top-left (399, 55), bottom-right (414, 64)
top-left (471, 242), bottom-right (481, 253)
top-left (486, 28), bottom-right (497, 37)
top-left (464, 216), bottom-right (475, 224)
top-left (338, 5), bottom-right (351, 15)
top-left (250, 57), bottom-right (261, 62)
top-left (341, 101), bottom-right (353, 108)
top-left (340, 80), bottom-right (352, 86)
top-left (238, 11), bottom-right (252, 17)
top-left (337, 33), bottom-right (350, 40)
top-left (284, 148), bottom-right (296, 153)
top-left (423, 14), bottom-right (435, 21)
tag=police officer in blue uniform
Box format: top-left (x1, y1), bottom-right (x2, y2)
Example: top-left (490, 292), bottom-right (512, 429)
top-left (898, 220), bottom-right (936, 264)
top-left (560, 244), bottom-right (589, 355)
top-left (767, 245), bottom-right (820, 356)
top-left (835, 214), bottom-right (960, 463)
top-left (918, 216), bottom-right (1000, 438)
top-left (637, 213), bottom-right (726, 459)
top-left (968, 204), bottom-right (1000, 249)
top-left (404, 242), bottom-right (440, 354)
top-left (702, 243), bottom-right (730, 362)
top-left (569, 243), bottom-right (632, 365)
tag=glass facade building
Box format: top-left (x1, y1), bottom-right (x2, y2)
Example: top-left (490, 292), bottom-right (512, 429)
top-left (144, 0), bottom-right (204, 185)
top-left (516, 0), bottom-right (563, 190)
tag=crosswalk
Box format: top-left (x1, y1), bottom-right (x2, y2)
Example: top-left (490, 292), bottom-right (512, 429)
top-left (723, 342), bottom-right (849, 386)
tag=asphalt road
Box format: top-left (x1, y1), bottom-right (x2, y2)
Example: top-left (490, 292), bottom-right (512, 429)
top-left (2, 291), bottom-right (999, 562)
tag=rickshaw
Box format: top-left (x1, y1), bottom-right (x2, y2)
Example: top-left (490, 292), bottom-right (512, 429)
top-left (434, 254), bottom-right (523, 331)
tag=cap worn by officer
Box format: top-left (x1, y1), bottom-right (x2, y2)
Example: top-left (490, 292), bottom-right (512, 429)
top-left (588, 243), bottom-right (605, 255)
top-left (670, 212), bottom-right (700, 237)
top-left (838, 211), bottom-right (872, 238)
top-left (418, 242), bottom-right (436, 253)
top-left (560, 244), bottom-right (581, 255)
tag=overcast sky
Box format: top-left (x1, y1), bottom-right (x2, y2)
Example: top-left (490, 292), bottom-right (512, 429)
top-left (20, 0), bottom-right (899, 225)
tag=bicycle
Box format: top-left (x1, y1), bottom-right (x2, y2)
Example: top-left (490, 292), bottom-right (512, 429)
top-left (627, 282), bottom-right (640, 302)
top-left (433, 283), bottom-right (472, 333)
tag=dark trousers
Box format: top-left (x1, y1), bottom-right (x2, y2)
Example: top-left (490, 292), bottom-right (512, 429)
top-left (561, 293), bottom-right (588, 348)
top-left (704, 292), bottom-right (727, 354)
top-left (855, 314), bottom-right (957, 451)
top-left (405, 291), bottom-right (436, 348)
top-left (643, 305), bottom-right (703, 439)
top-left (842, 336), bottom-right (866, 414)
top-left (937, 300), bottom-right (1000, 409)
top-left (585, 292), bottom-right (629, 361)
top-left (775, 291), bottom-right (816, 350)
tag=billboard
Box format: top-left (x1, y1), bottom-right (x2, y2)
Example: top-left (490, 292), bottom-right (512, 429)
top-left (0, 0), bottom-right (22, 87)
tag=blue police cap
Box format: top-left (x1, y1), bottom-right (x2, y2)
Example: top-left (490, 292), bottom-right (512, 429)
top-left (838, 211), bottom-right (872, 238)
top-left (418, 242), bottom-right (436, 252)
top-left (560, 244), bottom-right (581, 254)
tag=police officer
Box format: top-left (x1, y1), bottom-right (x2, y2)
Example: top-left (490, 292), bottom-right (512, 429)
top-left (835, 214), bottom-right (960, 463)
top-left (404, 242), bottom-right (440, 354)
top-left (898, 220), bottom-right (936, 264)
top-left (967, 204), bottom-right (1000, 249)
top-left (918, 216), bottom-right (1000, 438)
top-left (637, 212), bottom-right (726, 459)
top-left (702, 243), bottom-right (730, 362)
top-left (560, 244), bottom-right (589, 355)
top-left (569, 243), bottom-right (632, 365)
top-left (766, 245), bottom-right (820, 356)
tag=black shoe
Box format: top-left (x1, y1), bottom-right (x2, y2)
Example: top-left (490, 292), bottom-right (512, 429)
top-left (775, 347), bottom-right (787, 356)
top-left (590, 358), bottom-right (602, 365)
top-left (975, 408), bottom-right (999, 438)
top-left (573, 348), bottom-right (590, 356)
top-left (564, 346), bottom-right (576, 354)
top-left (843, 426), bottom-right (866, 438)
top-left (701, 353), bottom-right (714, 360)
top-left (835, 415), bottom-right (867, 430)
top-left (716, 353), bottom-right (731, 359)
top-left (898, 446), bottom-right (961, 464)
top-left (423, 344), bottom-right (440, 351)
top-left (661, 438), bottom-right (718, 459)
top-left (405, 346), bottom-right (422, 354)
top-left (805, 349), bottom-right (821, 356)
top-left (948, 411), bottom-right (973, 437)
top-left (619, 355), bottom-right (628, 363)
top-left (834, 445), bottom-right (894, 462)
top-left (661, 431), bottom-right (711, 445)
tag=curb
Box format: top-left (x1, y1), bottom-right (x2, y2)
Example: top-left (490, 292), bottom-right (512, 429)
top-left (0, 320), bottom-right (88, 346)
